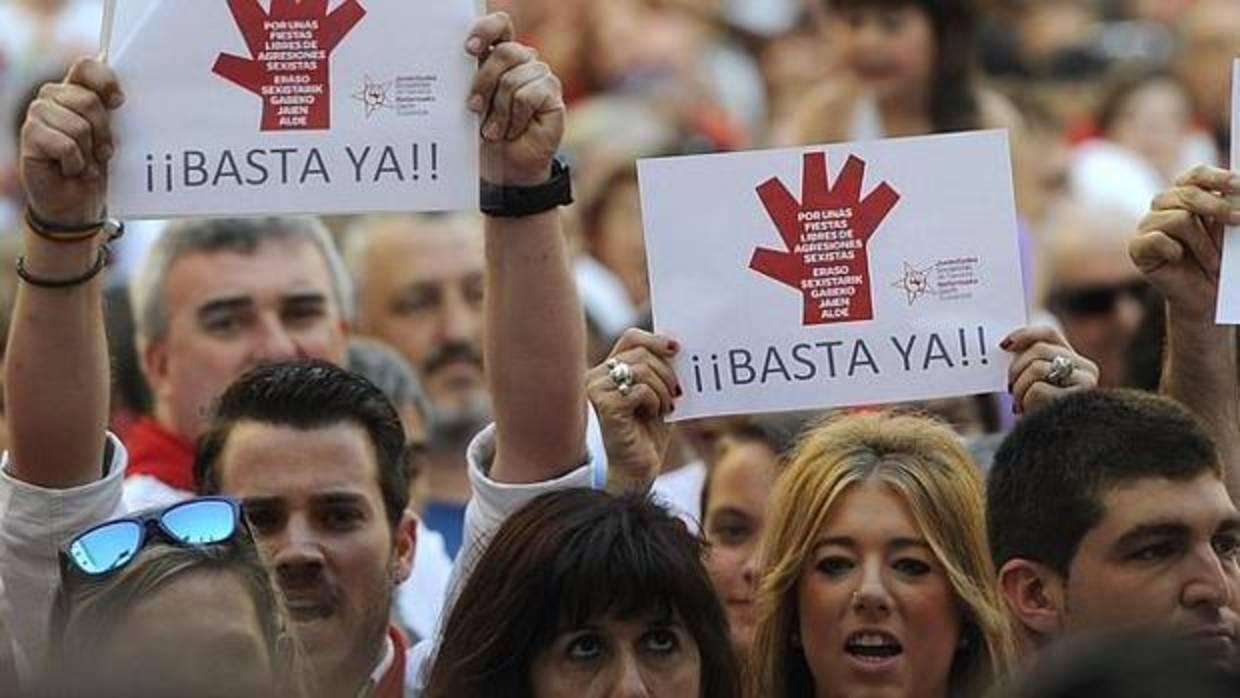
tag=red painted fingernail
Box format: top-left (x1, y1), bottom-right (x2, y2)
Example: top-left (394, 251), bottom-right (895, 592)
top-left (669, 341), bottom-right (680, 352)
top-left (675, 385), bottom-right (683, 397)
top-left (1000, 338), bottom-right (1013, 350)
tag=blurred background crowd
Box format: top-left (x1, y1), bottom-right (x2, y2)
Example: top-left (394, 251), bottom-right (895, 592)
top-left (0, 0), bottom-right (1236, 506)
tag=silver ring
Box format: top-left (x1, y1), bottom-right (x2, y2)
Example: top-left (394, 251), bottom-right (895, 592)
top-left (1046, 355), bottom-right (1076, 388)
top-left (607, 359), bottom-right (635, 390)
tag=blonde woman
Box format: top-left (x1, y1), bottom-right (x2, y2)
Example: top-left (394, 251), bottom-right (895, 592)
top-left (749, 412), bottom-right (1015, 698)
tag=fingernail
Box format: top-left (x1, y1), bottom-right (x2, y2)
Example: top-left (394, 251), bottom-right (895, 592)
top-left (108, 92), bottom-right (124, 108)
top-left (675, 385), bottom-right (683, 397)
top-left (467, 94), bottom-right (484, 113)
top-left (668, 341), bottom-right (680, 353)
top-left (1000, 338), bottom-right (1013, 350)
top-left (483, 122), bottom-right (501, 141)
top-left (466, 37), bottom-right (483, 54)
top-left (97, 145), bottom-right (113, 161)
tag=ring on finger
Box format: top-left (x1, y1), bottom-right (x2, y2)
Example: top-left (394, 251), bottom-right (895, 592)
top-left (1046, 354), bottom-right (1076, 388)
top-left (607, 359), bottom-right (636, 392)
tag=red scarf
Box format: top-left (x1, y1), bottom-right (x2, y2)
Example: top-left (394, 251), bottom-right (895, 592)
top-left (371, 625), bottom-right (408, 698)
top-left (121, 417), bottom-right (197, 493)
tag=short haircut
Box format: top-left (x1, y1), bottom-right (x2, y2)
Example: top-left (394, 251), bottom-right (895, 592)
top-left (129, 217), bottom-right (354, 342)
top-left (194, 360), bottom-right (409, 529)
top-left (987, 390), bottom-right (1221, 576)
top-left (422, 490), bottom-right (742, 698)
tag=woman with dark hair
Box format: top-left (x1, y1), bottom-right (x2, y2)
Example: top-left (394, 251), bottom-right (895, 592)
top-left (422, 489), bottom-right (741, 698)
top-left (774, 0), bottom-right (1019, 145)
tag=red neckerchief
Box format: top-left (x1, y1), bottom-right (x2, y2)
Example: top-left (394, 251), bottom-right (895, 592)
top-left (371, 625), bottom-right (408, 698)
top-left (121, 417), bottom-right (197, 493)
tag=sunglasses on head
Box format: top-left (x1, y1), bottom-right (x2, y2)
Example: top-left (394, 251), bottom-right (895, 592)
top-left (1050, 280), bottom-right (1150, 317)
top-left (59, 497), bottom-right (245, 579)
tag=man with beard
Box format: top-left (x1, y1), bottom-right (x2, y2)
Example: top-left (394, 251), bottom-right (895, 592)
top-left (0, 11), bottom-right (619, 696)
top-left (345, 213), bottom-right (488, 557)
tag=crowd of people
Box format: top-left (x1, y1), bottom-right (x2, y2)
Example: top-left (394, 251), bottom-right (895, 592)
top-left (0, 0), bottom-right (1237, 696)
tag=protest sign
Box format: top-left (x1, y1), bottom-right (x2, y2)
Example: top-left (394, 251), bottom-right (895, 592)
top-left (1217, 59), bottom-right (1240, 324)
top-left (639, 130), bottom-right (1029, 420)
top-left (103, 0), bottom-right (479, 219)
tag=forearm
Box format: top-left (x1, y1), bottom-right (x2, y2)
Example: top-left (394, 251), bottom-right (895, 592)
top-left (1161, 308), bottom-right (1240, 496)
top-left (4, 229), bottom-right (109, 487)
top-left (484, 209), bottom-right (587, 484)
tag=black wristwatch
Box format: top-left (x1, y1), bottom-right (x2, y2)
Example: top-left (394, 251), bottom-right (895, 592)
top-left (480, 157), bottom-right (574, 218)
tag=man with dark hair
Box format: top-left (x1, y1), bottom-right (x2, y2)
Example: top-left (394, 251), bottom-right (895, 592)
top-left (989, 389), bottom-right (1240, 656)
top-left (989, 158), bottom-right (1240, 659)
top-left (193, 360), bottom-right (416, 697)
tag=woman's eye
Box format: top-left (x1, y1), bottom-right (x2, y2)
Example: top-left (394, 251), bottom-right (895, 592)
top-left (565, 634), bottom-right (603, 662)
top-left (710, 520), bottom-right (752, 545)
top-left (893, 558), bottom-right (932, 576)
top-left (642, 629), bottom-right (680, 655)
top-left (816, 556), bottom-right (854, 577)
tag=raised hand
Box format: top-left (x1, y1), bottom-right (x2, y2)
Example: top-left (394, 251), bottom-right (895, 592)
top-left (1131, 165), bottom-right (1240, 321)
top-left (1003, 326), bottom-right (1100, 415)
top-left (588, 329), bottom-right (682, 494)
top-left (19, 58), bottom-right (124, 226)
top-left (465, 12), bottom-right (565, 186)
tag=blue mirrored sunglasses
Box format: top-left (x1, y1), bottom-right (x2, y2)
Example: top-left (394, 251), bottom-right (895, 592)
top-left (60, 497), bottom-right (243, 578)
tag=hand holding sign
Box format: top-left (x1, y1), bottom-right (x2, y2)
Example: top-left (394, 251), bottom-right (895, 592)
top-left (1131, 165), bottom-right (1240, 322)
top-left (20, 59), bottom-right (124, 226)
top-left (1002, 326), bottom-right (1099, 415)
top-left (588, 329), bottom-right (682, 494)
top-left (467, 12), bottom-right (565, 187)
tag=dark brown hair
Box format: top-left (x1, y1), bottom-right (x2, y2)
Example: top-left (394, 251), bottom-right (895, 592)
top-left (423, 489), bottom-right (741, 698)
top-left (829, 0), bottom-right (983, 132)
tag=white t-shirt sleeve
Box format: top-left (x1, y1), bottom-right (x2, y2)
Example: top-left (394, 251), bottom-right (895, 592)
top-left (405, 423), bottom-right (594, 696)
top-left (0, 433), bottom-right (128, 677)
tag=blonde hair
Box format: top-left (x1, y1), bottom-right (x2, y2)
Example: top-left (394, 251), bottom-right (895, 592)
top-left (748, 411), bottom-right (1015, 698)
top-left (50, 537), bottom-right (309, 697)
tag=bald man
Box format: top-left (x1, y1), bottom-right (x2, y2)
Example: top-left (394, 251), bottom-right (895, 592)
top-left (345, 214), bottom-right (487, 558)
top-left (1040, 205), bottom-right (1149, 388)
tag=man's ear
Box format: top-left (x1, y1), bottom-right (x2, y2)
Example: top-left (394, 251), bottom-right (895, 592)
top-left (998, 558), bottom-right (1069, 640)
top-left (391, 508), bottom-right (417, 585)
top-left (139, 337), bottom-right (171, 400)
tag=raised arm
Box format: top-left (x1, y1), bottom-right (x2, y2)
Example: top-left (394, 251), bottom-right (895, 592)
top-left (468, 13), bottom-right (586, 484)
top-left (6, 59), bottom-right (122, 488)
top-left (1131, 166), bottom-right (1240, 495)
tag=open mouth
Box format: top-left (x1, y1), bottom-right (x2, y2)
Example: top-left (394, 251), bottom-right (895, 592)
top-left (844, 631), bottom-right (903, 663)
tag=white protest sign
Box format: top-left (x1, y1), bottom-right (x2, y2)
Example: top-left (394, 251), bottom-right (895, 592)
top-left (639, 130), bottom-right (1029, 420)
top-left (104, 0), bottom-right (479, 219)
top-left (1217, 59), bottom-right (1240, 324)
